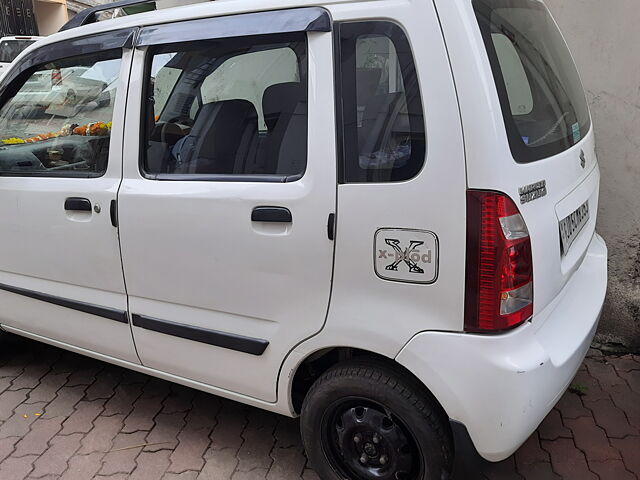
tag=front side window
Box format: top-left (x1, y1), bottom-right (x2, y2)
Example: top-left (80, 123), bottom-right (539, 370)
top-left (143, 33), bottom-right (308, 180)
top-left (337, 21), bottom-right (425, 183)
top-left (473, 0), bottom-right (591, 162)
top-left (0, 50), bottom-right (121, 177)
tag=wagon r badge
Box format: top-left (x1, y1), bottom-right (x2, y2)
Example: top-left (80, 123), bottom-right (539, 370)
top-left (374, 229), bottom-right (439, 284)
top-left (379, 239), bottom-right (430, 273)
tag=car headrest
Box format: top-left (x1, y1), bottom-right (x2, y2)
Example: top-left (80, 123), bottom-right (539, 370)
top-left (262, 82), bottom-right (303, 131)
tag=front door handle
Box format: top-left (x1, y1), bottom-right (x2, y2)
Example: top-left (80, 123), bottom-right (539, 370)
top-left (251, 206), bottom-right (292, 223)
top-left (65, 197), bottom-right (92, 212)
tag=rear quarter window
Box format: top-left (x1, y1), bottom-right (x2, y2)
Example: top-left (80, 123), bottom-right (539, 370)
top-left (473, 0), bottom-right (591, 163)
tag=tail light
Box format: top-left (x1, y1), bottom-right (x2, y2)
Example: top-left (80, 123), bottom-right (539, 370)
top-left (51, 69), bottom-right (62, 86)
top-left (465, 190), bottom-right (533, 332)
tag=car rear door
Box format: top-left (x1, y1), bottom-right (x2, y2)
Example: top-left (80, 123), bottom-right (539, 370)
top-left (117, 8), bottom-right (336, 402)
top-left (0, 30), bottom-right (139, 363)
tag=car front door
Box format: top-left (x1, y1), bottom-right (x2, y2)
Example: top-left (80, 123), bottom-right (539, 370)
top-left (0, 31), bottom-right (139, 363)
top-left (118, 9), bottom-right (336, 402)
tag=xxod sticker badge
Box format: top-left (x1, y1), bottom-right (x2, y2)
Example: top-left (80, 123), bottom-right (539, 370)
top-left (374, 229), bottom-right (439, 284)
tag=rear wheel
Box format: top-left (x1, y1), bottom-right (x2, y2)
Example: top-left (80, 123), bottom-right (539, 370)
top-left (301, 360), bottom-right (452, 480)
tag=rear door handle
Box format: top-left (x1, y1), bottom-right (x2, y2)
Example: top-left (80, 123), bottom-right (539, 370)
top-left (251, 206), bottom-right (292, 223)
top-left (64, 197), bottom-right (92, 212)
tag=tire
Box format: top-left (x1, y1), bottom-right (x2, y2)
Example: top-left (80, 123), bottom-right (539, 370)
top-left (301, 360), bottom-right (453, 480)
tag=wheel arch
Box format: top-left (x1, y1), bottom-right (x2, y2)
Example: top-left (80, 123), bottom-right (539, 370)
top-left (288, 346), bottom-right (450, 422)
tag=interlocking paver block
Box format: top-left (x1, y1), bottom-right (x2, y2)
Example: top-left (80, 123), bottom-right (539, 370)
top-left (198, 448), bottom-right (239, 479)
top-left (59, 452), bottom-right (104, 480)
top-left (99, 430), bottom-right (148, 476)
top-left (42, 385), bottom-right (86, 419)
top-left (85, 367), bottom-right (122, 400)
top-left (514, 432), bottom-right (549, 467)
top-left (30, 432), bottom-right (82, 477)
top-left (609, 355), bottom-right (640, 373)
top-left (0, 454), bottom-right (36, 480)
top-left (555, 391), bottom-right (592, 419)
top-left (60, 398), bottom-right (106, 435)
top-left (24, 372), bottom-right (69, 404)
top-left (102, 383), bottom-right (144, 417)
top-left (235, 409), bottom-right (277, 472)
top-left (267, 446), bottom-right (306, 480)
top-left (541, 438), bottom-right (597, 480)
top-left (481, 456), bottom-right (522, 480)
top-left (0, 376), bottom-right (14, 395)
top-left (130, 449), bottom-right (172, 480)
top-left (78, 413), bottom-right (124, 454)
top-left (0, 402), bottom-right (47, 439)
top-left (122, 386), bottom-right (169, 433)
top-left (301, 468), bottom-right (321, 480)
top-left (586, 358), bottom-right (628, 390)
top-left (565, 416), bottom-right (621, 463)
top-left (0, 437), bottom-right (20, 463)
top-left (538, 408), bottom-right (572, 441)
top-left (163, 385), bottom-right (196, 414)
top-left (0, 389), bottom-right (29, 421)
top-left (144, 411), bottom-right (185, 452)
top-left (65, 361), bottom-right (103, 387)
top-left (210, 402), bottom-right (249, 451)
top-left (610, 436), bottom-right (640, 476)
top-left (167, 423), bottom-right (211, 473)
top-left (516, 461), bottom-right (561, 480)
top-left (588, 459), bottom-right (636, 480)
top-left (608, 383), bottom-right (640, 430)
top-left (232, 469), bottom-right (269, 480)
top-left (12, 417), bottom-right (63, 457)
top-left (9, 365), bottom-right (50, 391)
top-left (164, 472), bottom-right (199, 480)
top-left (583, 397), bottom-right (639, 438)
top-left (619, 369), bottom-right (640, 395)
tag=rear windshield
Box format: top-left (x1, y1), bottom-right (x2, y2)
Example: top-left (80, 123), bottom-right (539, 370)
top-left (473, 0), bottom-right (591, 162)
top-left (0, 40), bottom-right (35, 63)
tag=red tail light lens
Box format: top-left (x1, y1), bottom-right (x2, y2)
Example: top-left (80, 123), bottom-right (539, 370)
top-left (465, 190), bottom-right (533, 332)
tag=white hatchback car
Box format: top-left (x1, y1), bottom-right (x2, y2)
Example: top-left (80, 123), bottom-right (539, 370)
top-left (0, 0), bottom-right (607, 478)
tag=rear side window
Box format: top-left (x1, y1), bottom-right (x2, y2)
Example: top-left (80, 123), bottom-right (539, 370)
top-left (473, 0), bottom-right (591, 162)
top-left (336, 21), bottom-right (426, 183)
top-left (143, 33), bottom-right (308, 180)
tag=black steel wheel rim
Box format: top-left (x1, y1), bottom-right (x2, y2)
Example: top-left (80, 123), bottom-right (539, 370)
top-left (320, 397), bottom-right (425, 480)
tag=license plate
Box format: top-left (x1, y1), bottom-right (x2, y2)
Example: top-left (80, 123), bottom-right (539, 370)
top-left (559, 200), bottom-right (590, 256)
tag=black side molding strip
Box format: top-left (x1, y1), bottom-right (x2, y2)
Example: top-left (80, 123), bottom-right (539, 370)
top-left (131, 314), bottom-right (269, 356)
top-left (0, 282), bottom-right (128, 323)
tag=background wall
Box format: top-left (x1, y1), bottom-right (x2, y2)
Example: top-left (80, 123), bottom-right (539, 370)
top-left (545, 0), bottom-right (640, 350)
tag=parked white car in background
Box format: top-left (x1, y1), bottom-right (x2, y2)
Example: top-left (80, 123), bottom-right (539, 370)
top-left (0, 0), bottom-right (607, 478)
top-left (0, 36), bottom-right (44, 79)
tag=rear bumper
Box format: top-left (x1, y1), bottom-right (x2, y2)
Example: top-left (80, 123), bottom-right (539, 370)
top-left (396, 233), bottom-right (607, 461)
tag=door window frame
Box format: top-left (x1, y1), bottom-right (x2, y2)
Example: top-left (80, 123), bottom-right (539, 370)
top-left (334, 20), bottom-right (427, 184)
top-left (134, 7), bottom-right (331, 183)
top-left (0, 29), bottom-right (136, 179)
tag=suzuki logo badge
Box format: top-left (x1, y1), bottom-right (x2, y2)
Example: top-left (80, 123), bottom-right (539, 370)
top-left (580, 150), bottom-right (586, 169)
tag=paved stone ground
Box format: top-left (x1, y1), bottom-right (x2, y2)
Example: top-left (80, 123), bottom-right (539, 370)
top-left (0, 334), bottom-right (638, 480)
